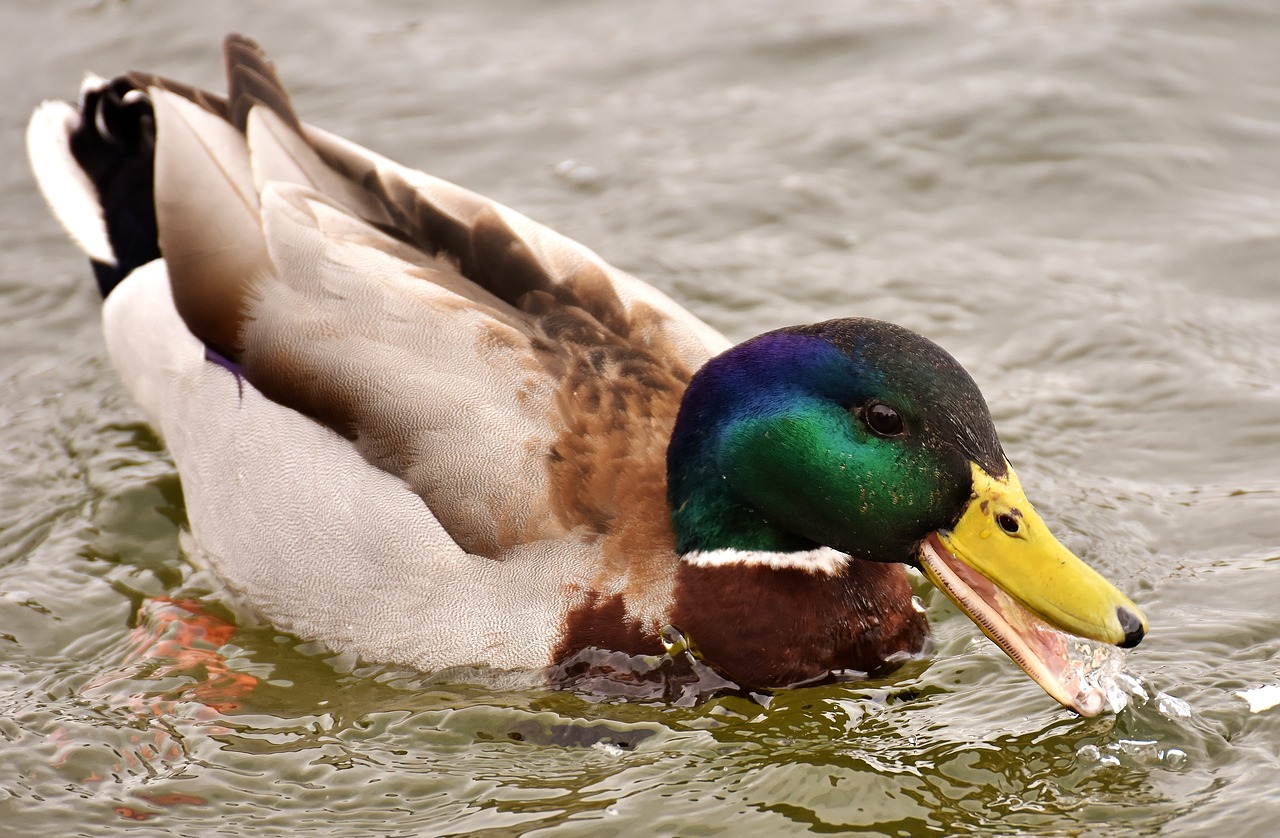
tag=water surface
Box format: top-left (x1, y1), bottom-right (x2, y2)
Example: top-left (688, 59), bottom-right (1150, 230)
top-left (3, 0), bottom-right (1279, 835)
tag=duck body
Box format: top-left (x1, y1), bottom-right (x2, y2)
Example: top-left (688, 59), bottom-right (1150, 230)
top-left (29, 36), bottom-right (1145, 709)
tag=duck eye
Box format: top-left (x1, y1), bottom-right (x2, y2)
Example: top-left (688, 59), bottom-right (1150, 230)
top-left (863, 402), bottom-right (905, 438)
top-left (996, 512), bottom-right (1021, 535)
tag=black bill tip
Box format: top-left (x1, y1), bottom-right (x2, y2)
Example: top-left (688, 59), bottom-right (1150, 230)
top-left (1117, 606), bottom-right (1146, 648)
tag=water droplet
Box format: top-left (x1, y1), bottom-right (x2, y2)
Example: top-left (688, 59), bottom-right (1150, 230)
top-left (592, 742), bottom-right (626, 757)
top-left (1156, 692), bottom-right (1192, 719)
top-left (1113, 672), bottom-right (1149, 701)
top-left (659, 625), bottom-right (687, 654)
top-left (1162, 748), bottom-right (1189, 769)
top-left (1102, 681), bottom-right (1130, 714)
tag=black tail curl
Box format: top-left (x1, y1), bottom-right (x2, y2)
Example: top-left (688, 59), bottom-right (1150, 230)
top-left (68, 35), bottom-right (287, 299)
top-left (69, 77), bottom-right (159, 298)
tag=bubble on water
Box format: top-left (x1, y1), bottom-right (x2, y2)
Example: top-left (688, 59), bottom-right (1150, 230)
top-left (1079, 737), bottom-right (1191, 771)
top-left (553, 159), bottom-right (603, 187)
top-left (1116, 738), bottom-right (1160, 762)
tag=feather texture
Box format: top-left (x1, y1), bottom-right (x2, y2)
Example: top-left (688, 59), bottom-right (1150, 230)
top-left (34, 35), bottom-right (733, 670)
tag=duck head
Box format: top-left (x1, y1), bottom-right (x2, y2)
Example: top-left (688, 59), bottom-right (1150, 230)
top-left (666, 318), bottom-right (1146, 713)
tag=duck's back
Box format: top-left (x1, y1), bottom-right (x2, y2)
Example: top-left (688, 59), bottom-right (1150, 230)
top-left (28, 35), bottom-right (730, 671)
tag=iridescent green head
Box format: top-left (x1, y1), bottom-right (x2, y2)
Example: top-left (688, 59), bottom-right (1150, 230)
top-left (667, 318), bottom-right (1004, 562)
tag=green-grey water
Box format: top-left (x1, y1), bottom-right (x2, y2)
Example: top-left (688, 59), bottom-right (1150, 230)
top-left (3, 1), bottom-right (1279, 835)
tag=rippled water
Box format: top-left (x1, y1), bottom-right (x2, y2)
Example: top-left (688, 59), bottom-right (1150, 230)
top-left (4, 0), bottom-right (1279, 835)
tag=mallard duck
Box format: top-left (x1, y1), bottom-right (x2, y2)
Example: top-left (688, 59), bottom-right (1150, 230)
top-left (27, 35), bottom-right (1146, 715)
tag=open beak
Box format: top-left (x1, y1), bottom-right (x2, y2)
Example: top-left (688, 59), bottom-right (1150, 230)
top-left (918, 462), bottom-right (1147, 716)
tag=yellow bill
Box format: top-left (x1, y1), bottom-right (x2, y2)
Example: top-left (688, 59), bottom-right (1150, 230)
top-left (919, 462), bottom-right (1147, 716)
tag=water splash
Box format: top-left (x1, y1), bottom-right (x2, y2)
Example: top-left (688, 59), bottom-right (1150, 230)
top-left (547, 625), bottom-right (742, 706)
top-left (1056, 637), bottom-right (1187, 719)
top-left (1056, 636), bottom-right (1129, 715)
top-left (1070, 647), bottom-right (1197, 772)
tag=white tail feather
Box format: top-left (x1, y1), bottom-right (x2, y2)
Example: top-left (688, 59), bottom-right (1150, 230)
top-left (26, 97), bottom-right (116, 266)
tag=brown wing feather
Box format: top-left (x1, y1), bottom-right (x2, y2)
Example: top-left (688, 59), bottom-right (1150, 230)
top-left (223, 33), bottom-right (302, 133)
top-left (310, 131), bottom-right (640, 339)
top-left (151, 36), bottom-right (647, 356)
